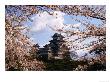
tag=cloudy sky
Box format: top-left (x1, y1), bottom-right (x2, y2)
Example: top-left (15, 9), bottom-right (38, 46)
top-left (24, 10), bottom-right (103, 56)
top-left (25, 11), bottom-right (82, 47)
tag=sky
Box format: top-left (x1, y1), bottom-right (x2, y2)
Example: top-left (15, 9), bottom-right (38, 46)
top-left (31, 12), bottom-right (82, 46)
top-left (23, 9), bottom-right (103, 57)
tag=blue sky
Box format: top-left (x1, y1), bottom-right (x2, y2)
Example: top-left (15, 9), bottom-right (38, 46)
top-left (23, 10), bottom-right (103, 49)
top-left (25, 12), bottom-right (101, 46)
top-left (21, 7), bottom-right (105, 57)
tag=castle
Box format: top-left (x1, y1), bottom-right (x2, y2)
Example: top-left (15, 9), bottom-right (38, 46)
top-left (37, 33), bottom-right (70, 60)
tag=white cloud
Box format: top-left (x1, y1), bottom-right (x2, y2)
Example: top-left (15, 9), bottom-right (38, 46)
top-left (30, 11), bottom-right (81, 32)
top-left (65, 23), bottom-right (81, 28)
top-left (72, 23), bottom-right (81, 28)
top-left (31, 11), bottom-right (65, 32)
